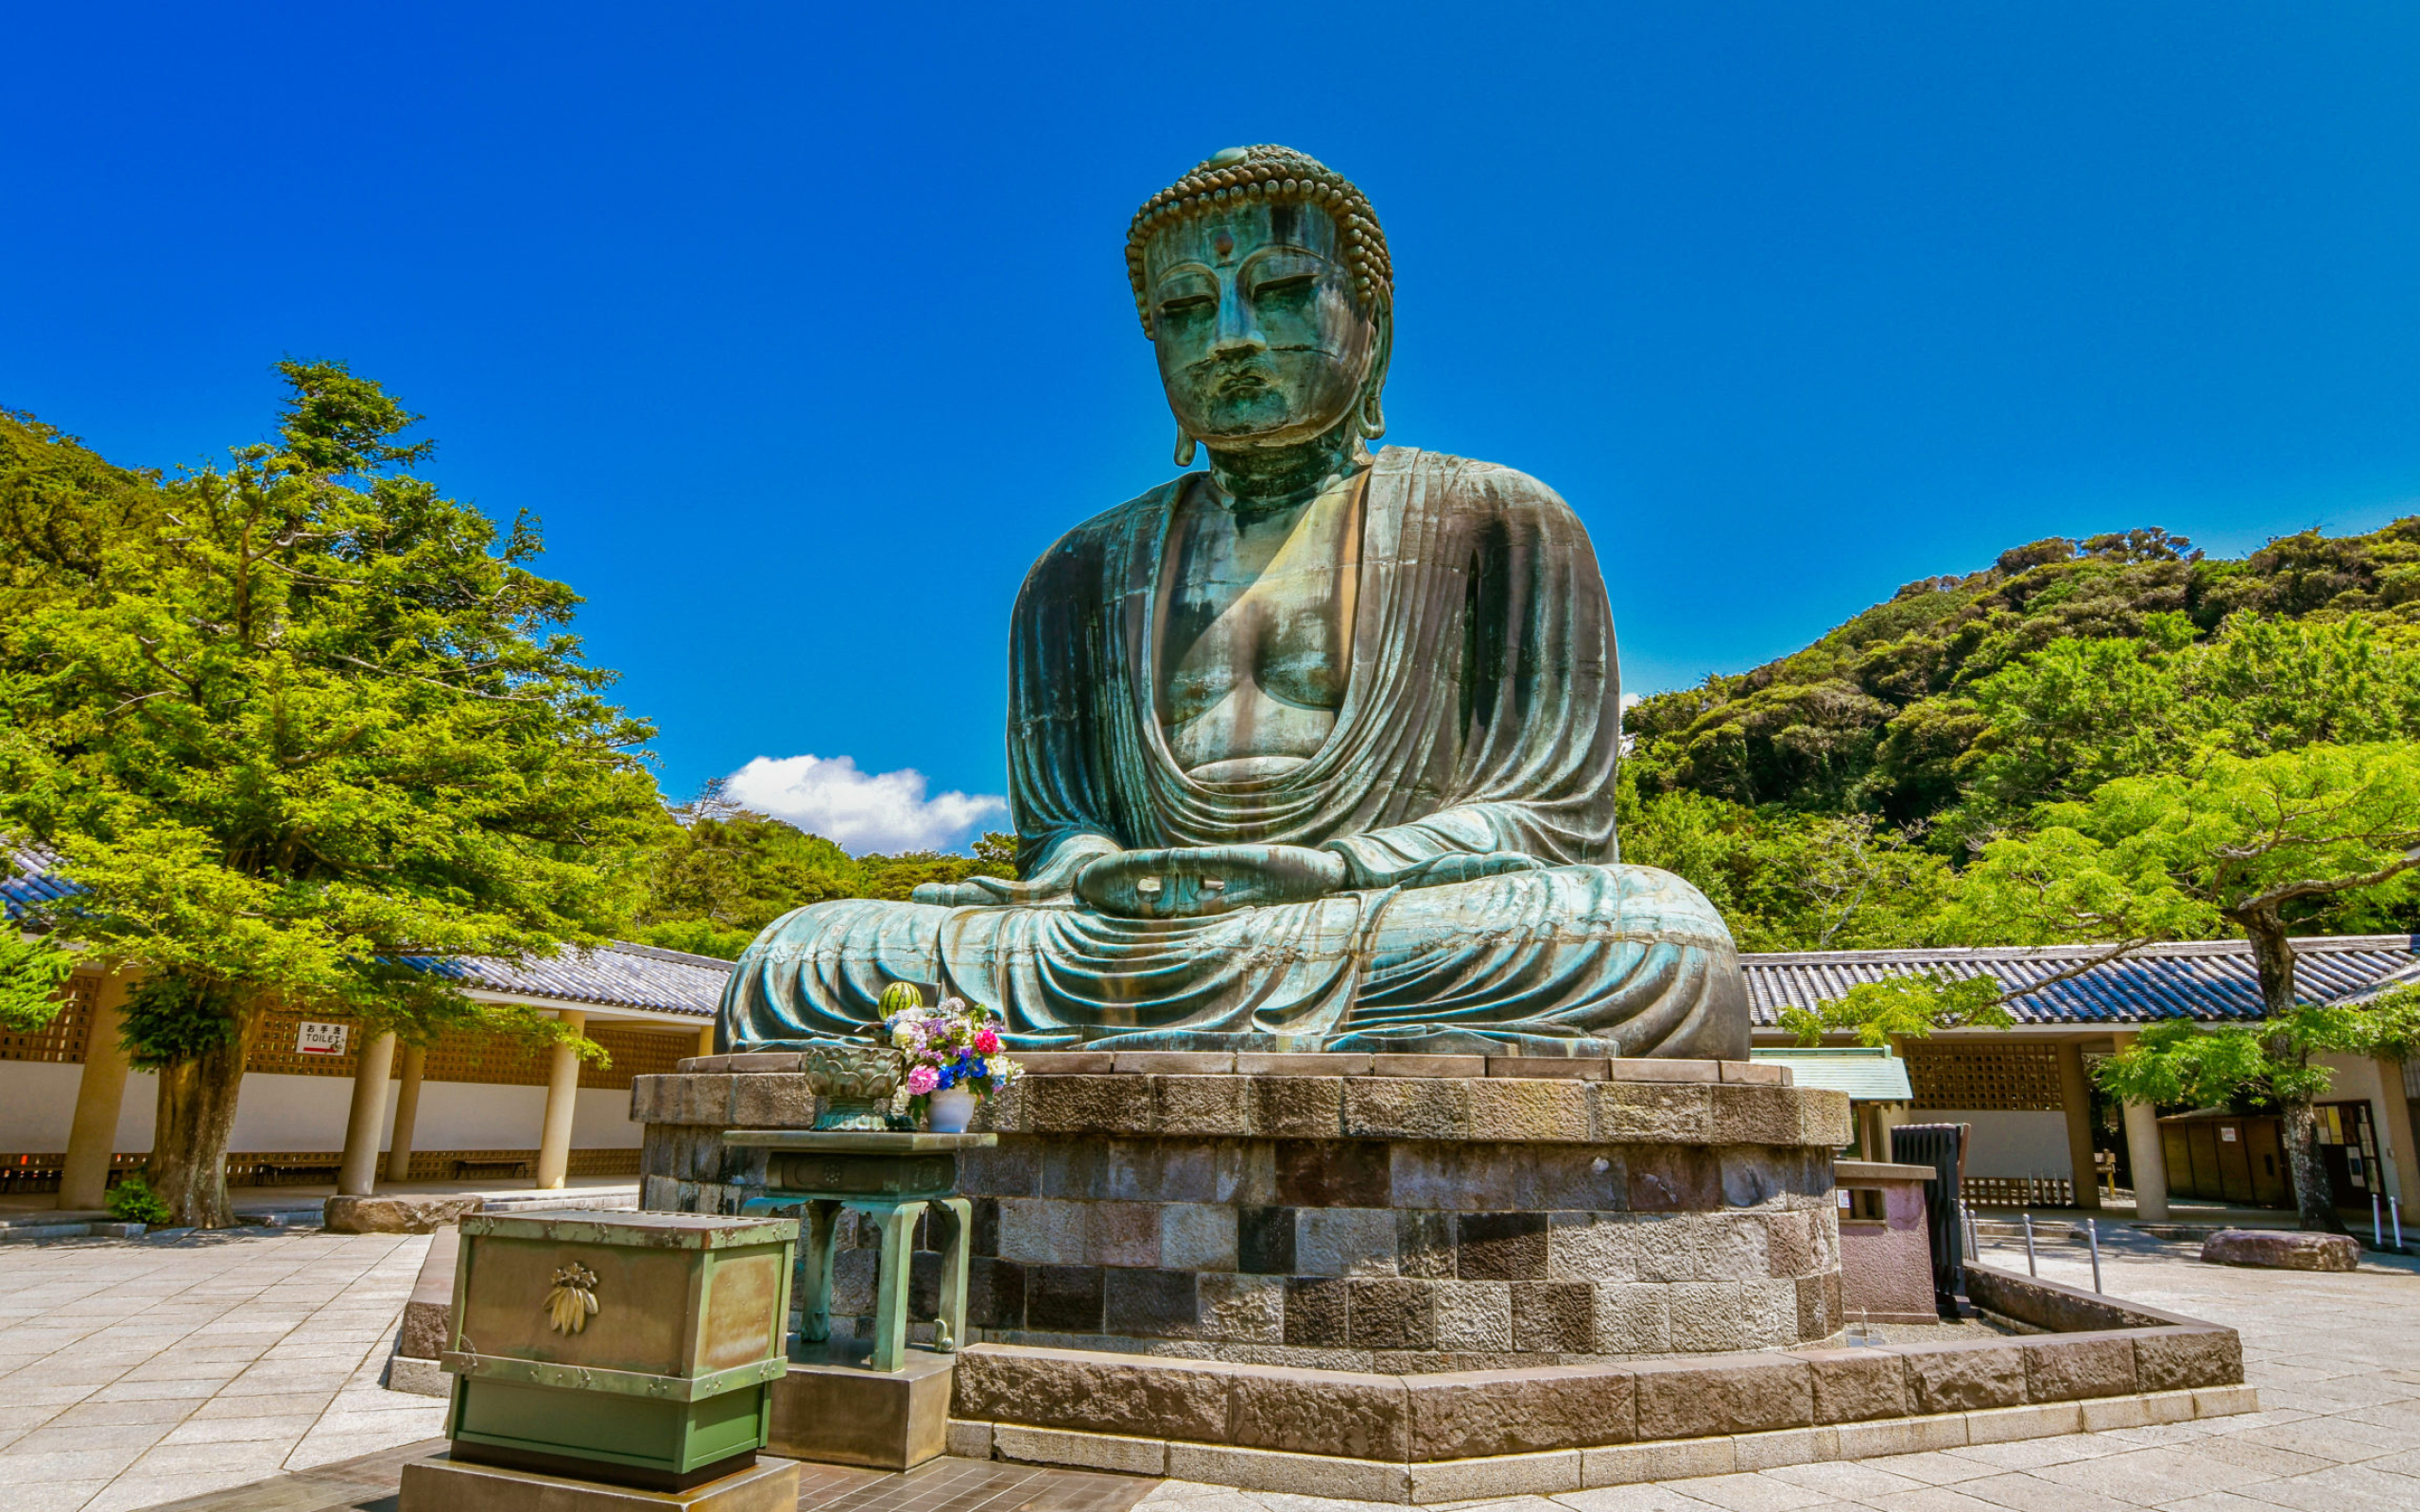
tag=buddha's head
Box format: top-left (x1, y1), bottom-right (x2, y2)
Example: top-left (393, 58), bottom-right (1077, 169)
top-left (1128, 146), bottom-right (1392, 466)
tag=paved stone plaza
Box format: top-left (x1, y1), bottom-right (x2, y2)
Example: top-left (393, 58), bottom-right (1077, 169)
top-left (0, 1228), bottom-right (445, 1512)
top-left (3, 1222), bottom-right (2417, 1511)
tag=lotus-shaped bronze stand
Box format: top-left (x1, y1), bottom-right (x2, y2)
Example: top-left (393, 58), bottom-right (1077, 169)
top-left (804, 1042), bottom-right (903, 1131)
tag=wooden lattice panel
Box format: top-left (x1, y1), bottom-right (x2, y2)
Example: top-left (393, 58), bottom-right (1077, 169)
top-left (0, 974), bottom-right (95, 1064)
top-left (245, 1008), bottom-right (362, 1078)
top-left (239, 1010), bottom-right (700, 1088)
top-left (1904, 1040), bottom-right (2065, 1111)
top-left (579, 1025), bottom-right (695, 1090)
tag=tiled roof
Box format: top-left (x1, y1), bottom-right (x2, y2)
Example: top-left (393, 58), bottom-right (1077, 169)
top-left (3, 843), bottom-right (78, 919)
top-left (1742, 936), bottom-right (2420, 1028)
top-left (392, 942), bottom-right (731, 1018)
top-left (7, 842), bottom-right (732, 1017)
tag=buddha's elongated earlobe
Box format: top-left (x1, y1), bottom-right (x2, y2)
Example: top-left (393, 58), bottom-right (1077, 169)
top-left (1357, 388), bottom-right (1386, 443)
top-left (1355, 312), bottom-right (1393, 447)
top-left (1174, 425), bottom-right (1198, 467)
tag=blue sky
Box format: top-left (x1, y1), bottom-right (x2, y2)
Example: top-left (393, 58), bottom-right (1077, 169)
top-left (7, 6), bottom-right (2418, 850)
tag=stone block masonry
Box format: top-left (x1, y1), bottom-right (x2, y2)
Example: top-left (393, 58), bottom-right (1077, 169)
top-left (634, 1053), bottom-right (1854, 1365)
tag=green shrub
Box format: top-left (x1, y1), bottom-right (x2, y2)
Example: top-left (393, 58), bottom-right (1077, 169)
top-left (105, 1176), bottom-right (172, 1227)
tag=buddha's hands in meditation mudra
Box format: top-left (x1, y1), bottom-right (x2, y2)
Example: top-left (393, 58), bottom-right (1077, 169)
top-left (915, 844), bottom-right (1545, 918)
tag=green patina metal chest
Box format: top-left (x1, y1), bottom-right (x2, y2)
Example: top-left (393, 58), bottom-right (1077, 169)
top-left (440, 1210), bottom-right (795, 1490)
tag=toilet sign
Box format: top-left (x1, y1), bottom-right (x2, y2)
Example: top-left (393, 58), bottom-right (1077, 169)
top-left (295, 1022), bottom-right (349, 1057)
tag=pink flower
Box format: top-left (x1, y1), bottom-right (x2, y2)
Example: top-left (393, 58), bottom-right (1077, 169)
top-left (974, 1026), bottom-right (1001, 1056)
top-left (905, 1064), bottom-right (939, 1095)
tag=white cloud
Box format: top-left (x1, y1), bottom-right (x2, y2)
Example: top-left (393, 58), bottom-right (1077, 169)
top-left (720, 754), bottom-right (1006, 853)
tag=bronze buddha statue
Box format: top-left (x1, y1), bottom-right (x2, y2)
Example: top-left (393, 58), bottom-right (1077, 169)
top-left (722, 146), bottom-right (1748, 1058)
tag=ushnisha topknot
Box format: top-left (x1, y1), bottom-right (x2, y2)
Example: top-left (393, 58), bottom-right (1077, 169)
top-left (1126, 145), bottom-right (1392, 336)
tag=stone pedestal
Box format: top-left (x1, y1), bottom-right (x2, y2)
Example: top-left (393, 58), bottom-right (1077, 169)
top-left (766, 1348), bottom-right (955, 1469)
top-left (635, 1051), bottom-right (1854, 1366)
top-left (400, 1452), bottom-right (799, 1512)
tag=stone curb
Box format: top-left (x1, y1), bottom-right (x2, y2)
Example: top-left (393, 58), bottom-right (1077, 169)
top-left (950, 1384), bottom-right (2257, 1502)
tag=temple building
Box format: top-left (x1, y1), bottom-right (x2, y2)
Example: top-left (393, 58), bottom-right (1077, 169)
top-left (1746, 936), bottom-right (2420, 1219)
top-left (9, 840), bottom-right (2418, 1219)
top-left (2, 845), bottom-right (721, 1210)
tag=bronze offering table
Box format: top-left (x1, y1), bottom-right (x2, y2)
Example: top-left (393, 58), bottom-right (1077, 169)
top-left (406, 1210), bottom-right (800, 1511)
top-left (726, 1129), bottom-right (995, 1372)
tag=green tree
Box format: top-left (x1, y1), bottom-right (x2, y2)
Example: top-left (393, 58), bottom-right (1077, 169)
top-left (628, 803), bottom-right (1016, 960)
top-left (1779, 972), bottom-right (2013, 1050)
top-left (1948, 743), bottom-right (2420, 1229)
top-left (0, 366), bottom-right (661, 1226)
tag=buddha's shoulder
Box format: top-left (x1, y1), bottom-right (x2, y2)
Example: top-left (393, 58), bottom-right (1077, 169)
top-left (1387, 447), bottom-right (1580, 525)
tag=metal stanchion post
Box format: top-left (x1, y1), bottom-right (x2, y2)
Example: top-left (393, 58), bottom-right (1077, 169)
top-left (2394, 1197), bottom-right (2404, 1251)
top-left (2023, 1212), bottom-right (2038, 1277)
top-left (2375, 1193), bottom-right (2385, 1249)
top-left (2087, 1217), bottom-right (2102, 1292)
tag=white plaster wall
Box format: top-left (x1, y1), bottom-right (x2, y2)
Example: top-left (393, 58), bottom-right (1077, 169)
top-left (226, 1073), bottom-right (363, 1152)
top-left (573, 1086), bottom-right (643, 1147)
top-left (1914, 1109), bottom-right (2070, 1179)
top-left (0, 1062), bottom-right (85, 1148)
top-left (0, 1060), bottom-right (644, 1154)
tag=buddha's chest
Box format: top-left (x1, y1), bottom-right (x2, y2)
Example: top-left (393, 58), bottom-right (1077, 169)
top-left (1155, 477), bottom-right (1363, 776)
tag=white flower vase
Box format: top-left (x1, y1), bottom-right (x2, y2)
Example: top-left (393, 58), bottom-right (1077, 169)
top-left (927, 1087), bottom-right (979, 1133)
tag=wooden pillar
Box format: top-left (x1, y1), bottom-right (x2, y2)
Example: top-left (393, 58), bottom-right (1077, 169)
top-left (59, 973), bottom-right (134, 1211)
top-left (2055, 1040), bottom-right (2100, 1211)
top-left (2111, 1031), bottom-right (2169, 1221)
top-left (697, 1023), bottom-right (715, 1058)
top-left (384, 1044), bottom-right (426, 1184)
top-left (2369, 1057), bottom-right (2420, 1211)
top-left (535, 1010), bottom-right (586, 1190)
top-left (337, 1030), bottom-right (398, 1196)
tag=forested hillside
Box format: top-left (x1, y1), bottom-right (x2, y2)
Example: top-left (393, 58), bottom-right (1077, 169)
top-left (1623, 523), bottom-right (2420, 950)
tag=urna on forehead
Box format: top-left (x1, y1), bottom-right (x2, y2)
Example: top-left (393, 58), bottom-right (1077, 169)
top-left (1124, 144), bottom-right (1393, 334)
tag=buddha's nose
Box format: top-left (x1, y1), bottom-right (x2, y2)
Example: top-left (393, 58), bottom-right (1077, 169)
top-left (1213, 286), bottom-right (1267, 356)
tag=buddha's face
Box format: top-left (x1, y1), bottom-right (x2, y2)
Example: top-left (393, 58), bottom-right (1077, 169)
top-left (1145, 199), bottom-right (1377, 451)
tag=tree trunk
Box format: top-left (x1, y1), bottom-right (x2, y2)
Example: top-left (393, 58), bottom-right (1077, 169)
top-left (2237, 909), bottom-right (2347, 1233)
top-left (2275, 1095), bottom-right (2346, 1233)
top-left (147, 1011), bottom-right (258, 1228)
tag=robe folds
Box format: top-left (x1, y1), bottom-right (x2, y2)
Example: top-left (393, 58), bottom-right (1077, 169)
top-left (723, 448), bottom-right (1751, 1058)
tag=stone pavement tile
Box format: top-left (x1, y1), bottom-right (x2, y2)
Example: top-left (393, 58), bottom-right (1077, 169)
top-left (122, 1435), bottom-right (297, 1478)
top-left (1760, 1463), bottom-right (1928, 1501)
top-left (2030, 1447), bottom-right (2275, 1504)
top-left (162, 1411), bottom-right (320, 1444)
top-left (1934, 1471), bottom-right (2135, 1512)
top-left (1859, 1489), bottom-right (2009, 1512)
top-left (50, 1394), bottom-right (198, 1426)
top-left (10, 1419), bottom-right (176, 1454)
top-left (0, 1442), bottom-right (155, 1480)
top-left (189, 1390), bottom-right (331, 1419)
top-left (1648, 1475), bottom-right (1835, 1512)
top-left (2183, 1433), bottom-right (2342, 1478)
top-left (284, 1418), bottom-right (449, 1470)
top-left (1139, 1484), bottom-right (1265, 1512)
top-left (0, 1402), bottom-right (62, 1431)
top-left (1550, 1487), bottom-right (1732, 1512)
top-left (90, 1375), bottom-right (230, 1402)
top-left (2155, 1496), bottom-right (2306, 1512)
top-left (2233, 1419), bottom-right (2411, 1462)
top-left (3, 1477), bottom-right (111, 1512)
top-left (2231, 1462), bottom-right (2420, 1512)
top-left (1853, 1454), bottom-right (1997, 1486)
top-left (1940, 1435), bottom-right (2121, 1470)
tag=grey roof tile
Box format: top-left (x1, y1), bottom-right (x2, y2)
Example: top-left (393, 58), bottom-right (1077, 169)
top-left (1742, 935), bottom-right (2420, 1026)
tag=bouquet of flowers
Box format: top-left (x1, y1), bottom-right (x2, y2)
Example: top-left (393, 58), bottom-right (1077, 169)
top-left (882, 994), bottom-right (1022, 1127)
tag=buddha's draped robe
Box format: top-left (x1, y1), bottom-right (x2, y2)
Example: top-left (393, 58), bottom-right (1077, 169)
top-left (723, 448), bottom-right (1749, 1057)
